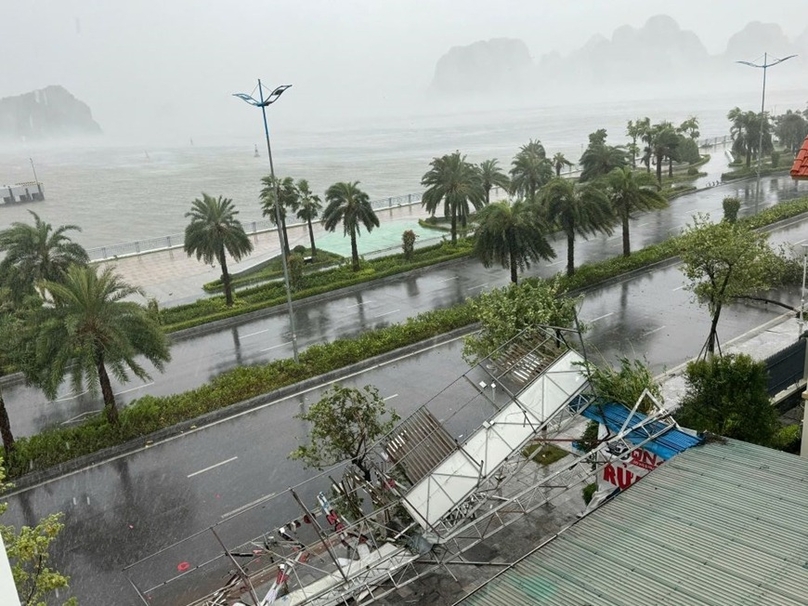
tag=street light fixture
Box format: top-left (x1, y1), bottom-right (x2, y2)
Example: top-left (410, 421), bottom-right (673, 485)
top-left (736, 52), bottom-right (797, 213)
top-left (234, 80), bottom-right (299, 362)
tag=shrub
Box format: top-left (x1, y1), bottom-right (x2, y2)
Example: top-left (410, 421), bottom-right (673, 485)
top-left (582, 482), bottom-right (597, 505)
top-left (771, 150), bottom-right (781, 169)
top-left (722, 197), bottom-right (741, 223)
top-left (288, 253), bottom-right (304, 291)
top-left (402, 230), bottom-right (417, 261)
top-left (774, 423), bottom-right (801, 454)
top-left (686, 166), bottom-right (698, 176)
top-left (293, 244), bottom-right (307, 255)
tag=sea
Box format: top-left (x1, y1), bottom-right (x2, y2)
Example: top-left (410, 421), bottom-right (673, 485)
top-left (1, 87), bottom-right (807, 251)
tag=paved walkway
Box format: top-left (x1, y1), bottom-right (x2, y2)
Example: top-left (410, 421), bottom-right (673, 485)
top-left (95, 202), bottom-right (432, 307)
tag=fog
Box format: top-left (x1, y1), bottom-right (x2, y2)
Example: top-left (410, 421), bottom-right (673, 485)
top-left (2, 0), bottom-right (807, 145)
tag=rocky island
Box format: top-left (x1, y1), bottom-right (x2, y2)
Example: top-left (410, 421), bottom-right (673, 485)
top-left (0, 85), bottom-right (101, 140)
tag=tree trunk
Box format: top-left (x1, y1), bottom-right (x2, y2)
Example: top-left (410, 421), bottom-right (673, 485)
top-left (566, 231), bottom-right (575, 277)
top-left (96, 352), bottom-right (119, 426)
top-left (219, 247), bottom-right (233, 307)
top-left (485, 187), bottom-right (491, 205)
top-left (307, 218), bottom-right (317, 258)
top-left (555, 165), bottom-right (561, 177)
top-left (450, 205), bottom-right (458, 246)
top-left (746, 148), bottom-right (752, 169)
top-left (668, 156), bottom-right (673, 178)
top-left (622, 211), bottom-right (631, 257)
top-left (0, 389), bottom-right (15, 454)
top-left (655, 152), bottom-right (663, 184)
top-left (350, 228), bottom-right (360, 272)
top-left (280, 215), bottom-right (291, 257)
top-left (706, 303), bottom-right (723, 357)
top-left (509, 247), bottom-right (518, 284)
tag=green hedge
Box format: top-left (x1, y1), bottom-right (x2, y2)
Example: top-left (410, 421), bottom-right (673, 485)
top-left (6, 196), bottom-right (808, 479)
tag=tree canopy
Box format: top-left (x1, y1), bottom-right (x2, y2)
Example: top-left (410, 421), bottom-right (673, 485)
top-left (290, 384), bottom-right (400, 481)
top-left (606, 167), bottom-right (667, 257)
top-left (472, 200), bottom-right (555, 284)
top-left (463, 278), bottom-right (580, 364)
top-left (678, 214), bottom-right (779, 356)
top-left (323, 181), bottom-right (380, 271)
top-left (675, 353), bottom-right (778, 446)
top-left (421, 152), bottom-right (485, 244)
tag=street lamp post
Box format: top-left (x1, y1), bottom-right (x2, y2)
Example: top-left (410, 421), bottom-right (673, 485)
top-left (234, 80), bottom-right (299, 362)
top-left (800, 244), bottom-right (808, 336)
top-left (736, 52), bottom-right (797, 212)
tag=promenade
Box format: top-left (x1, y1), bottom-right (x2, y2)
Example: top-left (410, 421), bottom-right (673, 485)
top-left (96, 201), bottom-right (431, 307)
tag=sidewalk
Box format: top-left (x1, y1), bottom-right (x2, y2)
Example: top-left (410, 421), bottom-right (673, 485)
top-left (96, 202), bottom-right (431, 307)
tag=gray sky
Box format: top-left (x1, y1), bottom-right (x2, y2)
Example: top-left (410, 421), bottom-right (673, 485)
top-left (3, 0), bottom-right (806, 142)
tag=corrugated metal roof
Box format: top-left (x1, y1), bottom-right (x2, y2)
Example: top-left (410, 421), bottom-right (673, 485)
top-left (459, 440), bottom-right (808, 606)
top-left (791, 135), bottom-right (808, 179)
top-left (579, 400), bottom-right (702, 459)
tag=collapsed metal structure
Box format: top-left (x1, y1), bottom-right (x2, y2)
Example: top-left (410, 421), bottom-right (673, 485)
top-left (125, 326), bottom-right (689, 606)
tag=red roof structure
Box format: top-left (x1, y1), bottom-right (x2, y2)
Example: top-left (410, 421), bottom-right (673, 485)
top-left (791, 135), bottom-right (808, 179)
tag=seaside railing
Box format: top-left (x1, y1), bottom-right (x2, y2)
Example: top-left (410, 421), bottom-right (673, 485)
top-left (85, 135), bottom-right (733, 263)
top-left (86, 191), bottom-right (428, 261)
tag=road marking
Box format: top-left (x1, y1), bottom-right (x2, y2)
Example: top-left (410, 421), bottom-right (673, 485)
top-left (221, 492), bottom-right (276, 519)
top-left (54, 389), bottom-right (88, 402)
top-left (187, 456), bottom-right (238, 478)
top-left (260, 341), bottom-right (290, 352)
top-left (383, 394), bottom-right (399, 401)
top-left (2, 332), bottom-right (476, 497)
top-left (240, 329), bottom-right (269, 339)
top-left (588, 312), bottom-right (614, 323)
top-left (60, 410), bottom-right (101, 426)
top-left (636, 222), bottom-right (649, 227)
top-left (347, 301), bottom-right (373, 308)
top-left (642, 325), bottom-right (667, 337)
top-left (115, 382), bottom-right (154, 396)
top-left (374, 309), bottom-right (399, 318)
top-left (672, 285), bottom-right (685, 291)
top-left (468, 283), bottom-right (489, 290)
top-left (439, 276), bottom-right (458, 282)
top-left (548, 260), bottom-right (564, 266)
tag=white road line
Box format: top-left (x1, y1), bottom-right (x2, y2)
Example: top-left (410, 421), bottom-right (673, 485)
top-left (240, 329), bottom-right (269, 339)
top-left (636, 222), bottom-right (650, 227)
top-left (187, 456), bottom-right (238, 478)
top-left (588, 312), bottom-right (614, 323)
top-left (439, 276), bottom-right (458, 282)
top-left (643, 325), bottom-right (667, 337)
top-left (672, 285), bottom-right (685, 291)
top-left (374, 309), bottom-right (399, 318)
top-left (2, 332), bottom-right (477, 497)
top-left (221, 492), bottom-right (276, 519)
top-left (548, 260), bottom-right (564, 266)
top-left (383, 394), bottom-right (399, 401)
top-left (115, 382), bottom-right (154, 396)
top-left (54, 389), bottom-right (88, 402)
top-left (468, 283), bottom-right (489, 290)
top-left (260, 341), bottom-right (291, 352)
top-left (347, 301), bottom-right (373, 308)
top-left (60, 410), bottom-right (101, 426)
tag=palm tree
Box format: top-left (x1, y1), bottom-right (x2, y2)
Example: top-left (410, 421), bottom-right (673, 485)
top-left (36, 265), bottom-right (171, 427)
top-left (728, 107), bottom-right (759, 168)
top-left (261, 175), bottom-right (299, 257)
top-left (607, 167), bottom-right (668, 257)
top-left (296, 179), bottom-right (323, 258)
top-left (477, 159), bottom-right (510, 204)
top-left (184, 193), bottom-right (253, 306)
top-left (540, 178), bottom-right (613, 276)
top-left (421, 152), bottom-right (485, 245)
top-left (647, 121), bottom-right (678, 184)
top-left (552, 152), bottom-right (574, 177)
top-left (0, 211), bottom-right (89, 298)
top-left (579, 143), bottom-right (628, 182)
top-left (323, 181), bottom-right (380, 271)
top-left (510, 141), bottom-right (553, 201)
top-left (473, 200), bottom-right (555, 284)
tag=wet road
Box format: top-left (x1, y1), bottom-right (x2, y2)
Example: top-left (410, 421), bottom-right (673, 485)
top-left (2, 174), bottom-right (808, 603)
top-left (3, 174), bottom-right (807, 437)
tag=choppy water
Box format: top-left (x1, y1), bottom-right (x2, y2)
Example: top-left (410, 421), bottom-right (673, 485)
top-left (1, 87), bottom-right (807, 249)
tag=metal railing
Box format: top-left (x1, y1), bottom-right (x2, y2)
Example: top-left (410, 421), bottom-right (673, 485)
top-left (86, 191), bottom-right (428, 261)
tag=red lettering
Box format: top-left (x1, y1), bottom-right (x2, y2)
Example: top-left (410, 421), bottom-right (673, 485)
top-left (616, 467), bottom-right (635, 490)
top-left (603, 463), bottom-right (616, 486)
